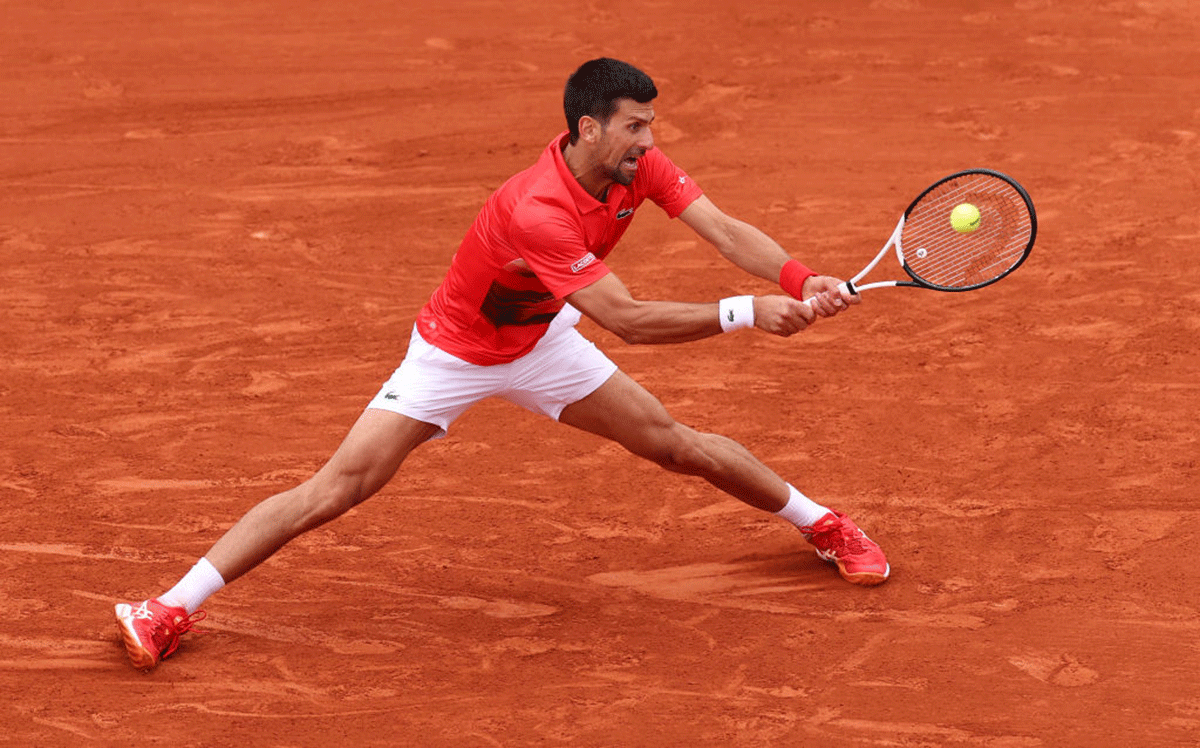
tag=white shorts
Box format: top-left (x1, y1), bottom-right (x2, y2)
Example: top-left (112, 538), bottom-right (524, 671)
top-left (366, 305), bottom-right (617, 438)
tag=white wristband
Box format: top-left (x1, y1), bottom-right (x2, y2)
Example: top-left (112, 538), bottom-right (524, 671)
top-left (719, 295), bottom-right (755, 333)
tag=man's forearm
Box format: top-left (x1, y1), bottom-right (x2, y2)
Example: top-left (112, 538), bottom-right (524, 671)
top-left (592, 298), bottom-right (725, 345)
top-left (713, 218), bottom-right (796, 282)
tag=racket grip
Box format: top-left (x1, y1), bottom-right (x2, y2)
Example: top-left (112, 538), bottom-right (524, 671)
top-left (803, 281), bottom-right (855, 307)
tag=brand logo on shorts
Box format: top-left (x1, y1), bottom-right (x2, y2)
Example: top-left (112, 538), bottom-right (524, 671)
top-left (571, 252), bottom-right (598, 273)
top-left (383, 392), bottom-right (399, 400)
top-left (616, 208), bottom-right (633, 220)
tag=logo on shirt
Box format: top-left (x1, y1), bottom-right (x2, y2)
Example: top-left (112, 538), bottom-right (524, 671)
top-left (616, 208), bottom-right (634, 220)
top-left (678, 176), bottom-right (687, 184)
top-left (571, 252), bottom-right (598, 273)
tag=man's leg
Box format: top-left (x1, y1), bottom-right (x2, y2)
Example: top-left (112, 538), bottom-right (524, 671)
top-left (558, 370), bottom-right (791, 511)
top-left (205, 408), bottom-right (441, 583)
top-left (116, 408), bottom-right (440, 669)
top-left (558, 370), bottom-right (889, 585)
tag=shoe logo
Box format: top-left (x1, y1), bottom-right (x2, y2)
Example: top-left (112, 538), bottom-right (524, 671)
top-left (616, 208), bottom-right (634, 220)
top-left (133, 602), bottom-right (154, 620)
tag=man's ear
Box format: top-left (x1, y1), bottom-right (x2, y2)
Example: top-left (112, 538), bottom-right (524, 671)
top-left (578, 115), bottom-right (601, 144)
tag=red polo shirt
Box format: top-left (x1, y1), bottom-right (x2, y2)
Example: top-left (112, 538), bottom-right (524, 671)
top-left (416, 132), bottom-right (703, 365)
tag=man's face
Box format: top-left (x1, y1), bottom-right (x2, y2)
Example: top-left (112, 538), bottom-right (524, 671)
top-left (596, 98), bottom-right (656, 186)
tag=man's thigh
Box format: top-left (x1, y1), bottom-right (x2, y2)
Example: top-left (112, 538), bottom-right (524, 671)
top-left (502, 325), bottom-right (617, 422)
top-left (556, 369), bottom-right (680, 458)
top-left (368, 327), bottom-right (505, 437)
top-left (317, 408), bottom-right (442, 498)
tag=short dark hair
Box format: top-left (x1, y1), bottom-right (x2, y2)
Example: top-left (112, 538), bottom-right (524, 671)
top-left (564, 58), bottom-right (658, 144)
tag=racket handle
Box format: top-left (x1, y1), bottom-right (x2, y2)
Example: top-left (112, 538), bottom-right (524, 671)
top-left (802, 281), bottom-right (856, 307)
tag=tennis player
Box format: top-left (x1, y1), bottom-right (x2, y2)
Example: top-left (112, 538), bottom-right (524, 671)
top-left (116, 57), bottom-right (889, 671)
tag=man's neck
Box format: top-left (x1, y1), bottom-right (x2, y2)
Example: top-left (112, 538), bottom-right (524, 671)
top-left (562, 139), bottom-right (613, 201)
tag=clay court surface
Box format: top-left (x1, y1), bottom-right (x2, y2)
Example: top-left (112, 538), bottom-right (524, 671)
top-left (2, 1), bottom-right (1198, 745)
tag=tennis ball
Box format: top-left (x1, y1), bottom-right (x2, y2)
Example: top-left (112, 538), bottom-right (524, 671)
top-left (950, 203), bottom-right (981, 233)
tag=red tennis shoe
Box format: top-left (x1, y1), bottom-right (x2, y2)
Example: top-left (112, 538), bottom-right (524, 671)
top-left (114, 598), bottom-right (205, 670)
top-left (800, 510), bottom-right (890, 586)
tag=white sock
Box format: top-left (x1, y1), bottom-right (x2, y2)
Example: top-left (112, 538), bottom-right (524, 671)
top-left (160, 557), bottom-right (226, 614)
top-left (774, 484), bottom-right (832, 529)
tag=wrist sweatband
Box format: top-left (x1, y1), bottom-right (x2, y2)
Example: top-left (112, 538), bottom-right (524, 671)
top-left (779, 259), bottom-right (817, 300)
top-left (719, 295), bottom-right (755, 332)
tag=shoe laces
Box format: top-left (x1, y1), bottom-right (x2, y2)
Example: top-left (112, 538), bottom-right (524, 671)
top-left (803, 515), bottom-right (867, 556)
top-left (146, 606), bottom-right (207, 658)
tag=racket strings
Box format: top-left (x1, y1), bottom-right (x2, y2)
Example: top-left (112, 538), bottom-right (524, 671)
top-left (900, 174), bottom-right (1033, 290)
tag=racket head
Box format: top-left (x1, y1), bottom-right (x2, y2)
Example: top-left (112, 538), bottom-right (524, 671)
top-left (897, 169), bottom-right (1037, 292)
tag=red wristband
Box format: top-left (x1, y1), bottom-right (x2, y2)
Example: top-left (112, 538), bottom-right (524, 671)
top-left (779, 259), bottom-right (817, 300)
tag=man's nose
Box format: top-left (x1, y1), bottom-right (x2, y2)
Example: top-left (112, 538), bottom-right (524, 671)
top-left (639, 127), bottom-right (654, 151)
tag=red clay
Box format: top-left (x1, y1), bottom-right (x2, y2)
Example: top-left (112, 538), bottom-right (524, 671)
top-left (2, 1), bottom-right (1198, 746)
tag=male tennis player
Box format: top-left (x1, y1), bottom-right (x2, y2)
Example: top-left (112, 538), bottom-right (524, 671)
top-left (115, 58), bottom-right (889, 671)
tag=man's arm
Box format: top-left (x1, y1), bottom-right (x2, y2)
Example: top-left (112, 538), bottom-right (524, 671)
top-left (564, 195), bottom-right (859, 345)
top-left (566, 272), bottom-right (816, 344)
top-left (678, 195), bottom-right (854, 314)
top-left (678, 195), bottom-right (793, 281)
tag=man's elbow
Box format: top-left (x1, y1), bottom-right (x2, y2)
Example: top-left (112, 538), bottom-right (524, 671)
top-left (617, 327), bottom-right (655, 345)
top-left (605, 318), bottom-right (650, 345)
top-left (594, 310), bottom-right (651, 345)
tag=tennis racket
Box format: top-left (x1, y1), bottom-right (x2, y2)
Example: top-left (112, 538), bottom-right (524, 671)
top-left (809, 169), bottom-right (1036, 304)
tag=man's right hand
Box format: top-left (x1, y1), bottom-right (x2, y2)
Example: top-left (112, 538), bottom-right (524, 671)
top-left (752, 295), bottom-right (819, 337)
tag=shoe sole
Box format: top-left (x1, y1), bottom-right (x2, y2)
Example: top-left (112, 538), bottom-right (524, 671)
top-left (114, 603), bottom-right (159, 671)
top-left (838, 562), bottom-right (890, 587)
top-left (816, 550), bottom-right (890, 587)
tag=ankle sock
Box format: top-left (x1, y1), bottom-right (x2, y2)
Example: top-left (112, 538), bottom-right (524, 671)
top-left (160, 557), bottom-right (226, 614)
top-left (774, 484), bottom-right (832, 529)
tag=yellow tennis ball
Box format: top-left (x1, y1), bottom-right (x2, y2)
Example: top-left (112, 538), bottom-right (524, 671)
top-left (950, 203), bottom-right (981, 233)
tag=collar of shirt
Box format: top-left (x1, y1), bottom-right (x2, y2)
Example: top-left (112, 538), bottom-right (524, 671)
top-left (549, 131), bottom-right (628, 214)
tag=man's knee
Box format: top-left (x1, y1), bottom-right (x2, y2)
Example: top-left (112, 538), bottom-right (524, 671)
top-left (644, 425), bottom-right (718, 476)
top-left (293, 472), bottom-right (368, 528)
